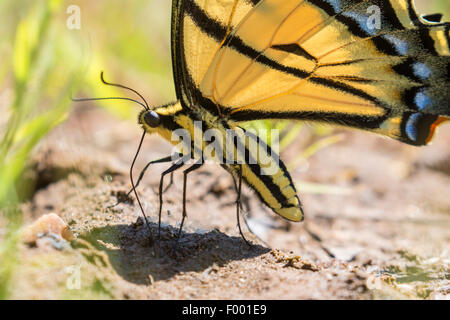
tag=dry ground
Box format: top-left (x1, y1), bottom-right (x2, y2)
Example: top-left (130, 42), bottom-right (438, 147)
top-left (7, 105), bottom-right (450, 299)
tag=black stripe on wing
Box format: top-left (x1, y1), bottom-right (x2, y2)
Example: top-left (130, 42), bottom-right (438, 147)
top-left (228, 109), bottom-right (388, 130)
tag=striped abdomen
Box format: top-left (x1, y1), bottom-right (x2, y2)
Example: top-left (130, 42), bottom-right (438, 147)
top-left (222, 127), bottom-right (304, 222)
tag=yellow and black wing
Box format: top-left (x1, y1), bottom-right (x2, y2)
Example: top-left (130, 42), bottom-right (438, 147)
top-left (171, 0), bottom-right (259, 108)
top-left (172, 0), bottom-right (450, 146)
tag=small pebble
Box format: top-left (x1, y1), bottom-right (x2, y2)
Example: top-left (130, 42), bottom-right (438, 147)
top-left (22, 213), bottom-right (75, 244)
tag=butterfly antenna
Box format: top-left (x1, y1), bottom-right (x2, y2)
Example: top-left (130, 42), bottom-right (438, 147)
top-left (100, 71), bottom-right (149, 110)
top-left (72, 75), bottom-right (153, 243)
top-left (71, 96), bottom-right (148, 110)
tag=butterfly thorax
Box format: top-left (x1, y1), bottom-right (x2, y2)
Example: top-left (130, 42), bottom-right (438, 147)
top-left (140, 100), bottom-right (233, 142)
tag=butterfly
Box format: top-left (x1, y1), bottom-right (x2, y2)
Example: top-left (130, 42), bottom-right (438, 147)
top-left (92, 0), bottom-right (450, 243)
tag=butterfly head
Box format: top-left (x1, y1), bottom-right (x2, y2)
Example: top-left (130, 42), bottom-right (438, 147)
top-left (139, 102), bottom-right (183, 134)
top-left (139, 109), bottom-right (161, 133)
top-left (142, 110), bottom-right (161, 127)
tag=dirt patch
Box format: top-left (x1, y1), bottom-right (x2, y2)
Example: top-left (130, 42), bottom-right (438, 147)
top-left (8, 106), bottom-right (450, 299)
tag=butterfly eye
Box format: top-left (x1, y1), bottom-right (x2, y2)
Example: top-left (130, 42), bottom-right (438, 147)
top-left (144, 110), bottom-right (160, 128)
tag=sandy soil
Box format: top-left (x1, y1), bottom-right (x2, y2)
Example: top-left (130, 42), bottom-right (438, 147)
top-left (8, 105), bottom-right (450, 299)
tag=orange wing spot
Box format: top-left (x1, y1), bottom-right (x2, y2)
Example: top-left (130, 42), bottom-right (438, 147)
top-left (426, 116), bottom-right (450, 144)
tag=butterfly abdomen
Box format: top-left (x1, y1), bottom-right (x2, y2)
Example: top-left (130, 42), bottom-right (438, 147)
top-left (224, 127), bottom-right (304, 222)
top-left (188, 107), bottom-right (303, 221)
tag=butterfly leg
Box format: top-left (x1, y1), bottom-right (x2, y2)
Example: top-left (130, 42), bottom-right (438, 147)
top-left (158, 158), bottom-right (187, 241)
top-left (235, 165), bottom-right (251, 246)
top-left (108, 154), bottom-right (176, 209)
top-left (219, 164), bottom-right (250, 213)
top-left (228, 167), bottom-right (269, 248)
top-left (304, 223), bottom-right (335, 259)
top-left (172, 159), bottom-right (204, 250)
top-left (220, 163), bottom-right (250, 244)
top-left (229, 171), bottom-right (250, 214)
top-left (135, 154), bottom-right (179, 194)
top-left (164, 171), bottom-right (175, 194)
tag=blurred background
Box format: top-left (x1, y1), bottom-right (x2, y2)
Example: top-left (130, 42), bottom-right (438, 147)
top-left (0, 0), bottom-right (449, 300)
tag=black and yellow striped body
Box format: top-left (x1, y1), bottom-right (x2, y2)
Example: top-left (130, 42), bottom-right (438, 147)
top-left (140, 102), bottom-right (304, 221)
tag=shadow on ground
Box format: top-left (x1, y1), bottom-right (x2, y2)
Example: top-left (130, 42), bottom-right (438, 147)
top-left (77, 219), bottom-right (270, 285)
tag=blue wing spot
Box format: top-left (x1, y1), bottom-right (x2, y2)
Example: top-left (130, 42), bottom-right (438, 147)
top-left (382, 35), bottom-right (409, 55)
top-left (412, 62), bottom-right (431, 80)
top-left (341, 12), bottom-right (377, 36)
top-left (414, 88), bottom-right (432, 111)
top-left (405, 113), bottom-right (422, 141)
top-left (324, 0), bottom-right (342, 14)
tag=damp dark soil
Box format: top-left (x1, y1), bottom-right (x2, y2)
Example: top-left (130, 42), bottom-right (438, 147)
top-left (8, 106), bottom-right (450, 299)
